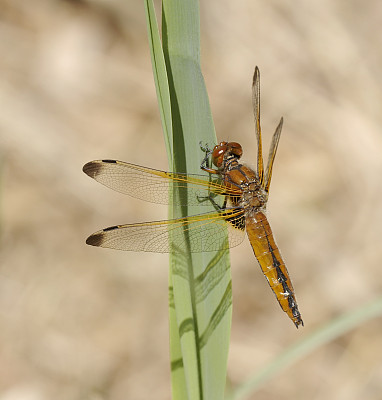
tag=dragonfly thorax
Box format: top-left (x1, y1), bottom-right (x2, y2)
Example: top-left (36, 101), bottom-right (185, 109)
top-left (239, 186), bottom-right (268, 210)
top-left (222, 162), bottom-right (268, 210)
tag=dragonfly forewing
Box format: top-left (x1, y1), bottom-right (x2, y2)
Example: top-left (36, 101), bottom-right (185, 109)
top-left (83, 160), bottom-right (241, 206)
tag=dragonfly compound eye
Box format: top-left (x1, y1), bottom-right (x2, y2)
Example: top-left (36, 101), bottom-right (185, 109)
top-left (212, 142), bottom-right (228, 167)
top-left (227, 142), bottom-right (243, 158)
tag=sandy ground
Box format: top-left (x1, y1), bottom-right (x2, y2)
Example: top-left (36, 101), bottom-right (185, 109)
top-left (1, 0), bottom-right (382, 399)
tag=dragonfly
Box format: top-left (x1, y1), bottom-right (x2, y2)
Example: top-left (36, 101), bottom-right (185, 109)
top-left (83, 67), bottom-right (303, 327)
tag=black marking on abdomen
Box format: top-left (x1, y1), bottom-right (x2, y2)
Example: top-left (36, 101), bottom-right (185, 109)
top-left (267, 238), bottom-right (303, 327)
top-left (268, 243), bottom-right (290, 293)
top-left (102, 159), bottom-right (117, 163)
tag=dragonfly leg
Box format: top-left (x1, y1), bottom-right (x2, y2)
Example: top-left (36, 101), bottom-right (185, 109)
top-left (200, 142), bottom-right (215, 171)
top-left (199, 141), bottom-right (211, 154)
top-left (199, 141), bottom-right (228, 208)
top-left (200, 141), bottom-right (222, 175)
top-left (197, 192), bottom-right (227, 212)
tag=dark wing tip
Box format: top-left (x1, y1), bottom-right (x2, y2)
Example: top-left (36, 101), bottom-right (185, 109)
top-left (86, 225), bottom-right (120, 247)
top-left (83, 161), bottom-right (102, 178)
top-left (252, 66), bottom-right (260, 86)
top-left (86, 232), bottom-right (105, 247)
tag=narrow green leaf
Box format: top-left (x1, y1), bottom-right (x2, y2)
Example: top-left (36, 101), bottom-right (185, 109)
top-left (144, 0), bottom-right (232, 398)
top-left (145, 4), bottom-right (189, 396)
top-left (144, 3), bottom-right (188, 396)
top-left (228, 295), bottom-right (382, 400)
top-left (163, 1), bottom-right (232, 399)
top-left (144, 0), bottom-right (172, 157)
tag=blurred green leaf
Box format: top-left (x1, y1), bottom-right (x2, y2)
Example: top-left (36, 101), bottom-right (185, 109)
top-left (228, 295), bottom-right (382, 400)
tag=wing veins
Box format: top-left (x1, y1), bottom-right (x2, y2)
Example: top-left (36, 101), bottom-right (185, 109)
top-left (252, 66), bottom-right (264, 185)
top-left (87, 209), bottom-right (246, 252)
top-left (83, 160), bottom-right (241, 206)
top-left (264, 117), bottom-right (283, 193)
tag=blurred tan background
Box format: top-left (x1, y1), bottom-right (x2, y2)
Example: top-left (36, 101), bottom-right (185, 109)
top-left (1, 0), bottom-right (382, 399)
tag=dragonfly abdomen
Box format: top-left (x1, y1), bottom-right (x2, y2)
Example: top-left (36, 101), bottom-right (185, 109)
top-left (245, 211), bottom-right (303, 327)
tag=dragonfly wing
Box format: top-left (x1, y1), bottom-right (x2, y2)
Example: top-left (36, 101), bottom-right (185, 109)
top-left (264, 117), bottom-right (283, 193)
top-left (252, 66), bottom-right (264, 185)
top-left (86, 209), bottom-right (246, 253)
top-left (83, 160), bottom-right (241, 206)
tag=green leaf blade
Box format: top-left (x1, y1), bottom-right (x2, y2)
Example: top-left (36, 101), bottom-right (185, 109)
top-left (145, 0), bottom-right (232, 398)
top-left (162, 1), bottom-right (232, 399)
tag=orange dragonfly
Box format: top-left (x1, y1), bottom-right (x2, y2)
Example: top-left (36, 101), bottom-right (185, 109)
top-left (83, 67), bottom-right (303, 327)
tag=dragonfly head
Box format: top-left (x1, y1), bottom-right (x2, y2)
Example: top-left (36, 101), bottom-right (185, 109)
top-left (212, 141), bottom-right (243, 168)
